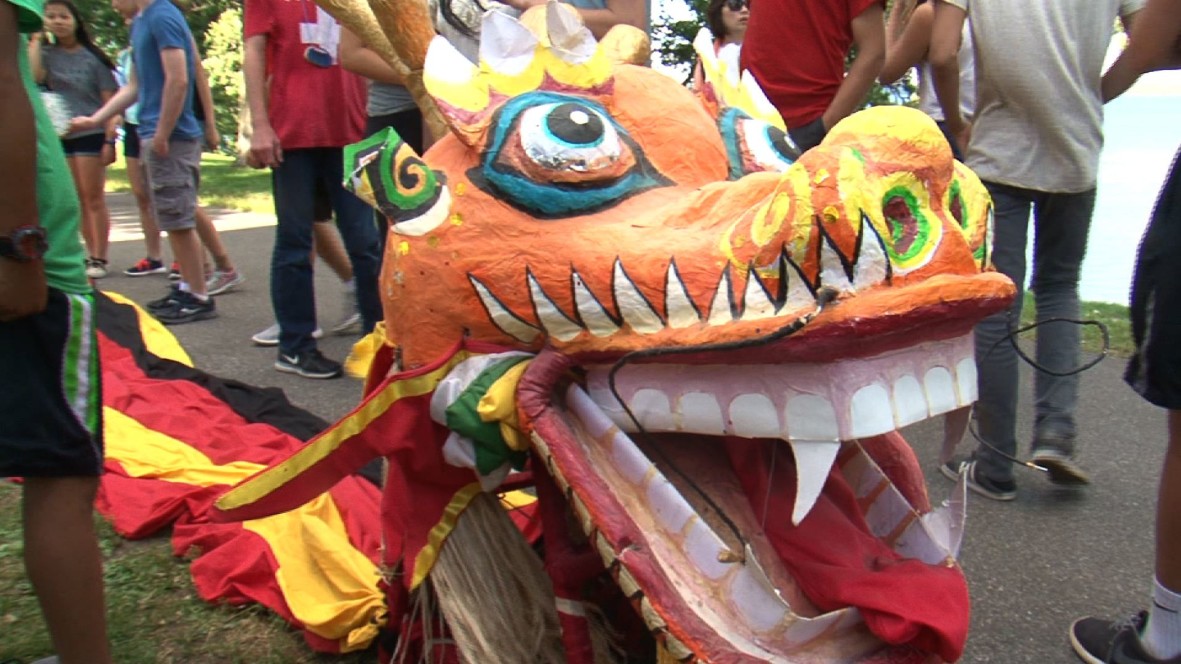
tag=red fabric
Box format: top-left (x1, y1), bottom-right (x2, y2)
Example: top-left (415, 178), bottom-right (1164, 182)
top-left (724, 438), bottom-right (969, 663)
top-left (243, 0), bottom-right (366, 149)
top-left (740, 0), bottom-right (882, 127)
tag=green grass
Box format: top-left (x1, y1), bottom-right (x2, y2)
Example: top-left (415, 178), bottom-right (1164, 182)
top-left (0, 482), bottom-right (372, 663)
top-left (1016, 292), bottom-right (1133, 359)
top-left (106, 152), bottom-right (275, 216)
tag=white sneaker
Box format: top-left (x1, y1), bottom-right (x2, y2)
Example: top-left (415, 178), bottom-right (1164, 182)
top-left (331, 311), bottom-right (362, 335)
top-left (205, 269), bottom-right (245, 296)
top-left (251, 323), bottom-right (323, 346)
top-left (85, 258), bottom-right (109, 279)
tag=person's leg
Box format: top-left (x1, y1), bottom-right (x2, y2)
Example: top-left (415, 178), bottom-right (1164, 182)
top-left (195, 206), bottom-right (235, 273)
top-left (1141, 409), bottom-right (1181, 661)
top-left (272, 149), bottom-right (321, 356)
top-left (971, 182), bottom-right (1033, 487)
top-left (313, 221), bottom-right (354, 282)
top-left (1026, 189), bottom-right (1095, 483)
top-left (22, 476), bottom-right (111, 664)
top-left (128, 156), bottom-right (163, 260)
top-left (73, 154), bottom-right (112, 265)
top-left (322, 148), bottom-right (383, 334)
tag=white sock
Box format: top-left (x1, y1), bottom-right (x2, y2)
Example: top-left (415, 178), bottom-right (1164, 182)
top-left (178, 281), bottom-right (190, 293)
top-left (1143, 578), bottom-right (1181, 659)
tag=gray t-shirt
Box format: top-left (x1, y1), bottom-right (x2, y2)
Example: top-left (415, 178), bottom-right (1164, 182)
top-left (42, 43), bottom-right (117, 139)
top-left (368, 81), bottom-right (416, 117)
top-left (944, 0), bottom-right (1144, 193)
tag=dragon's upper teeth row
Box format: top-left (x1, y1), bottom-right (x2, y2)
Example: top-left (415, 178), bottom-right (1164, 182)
top-left (470, 218), bottom-right (891, 343)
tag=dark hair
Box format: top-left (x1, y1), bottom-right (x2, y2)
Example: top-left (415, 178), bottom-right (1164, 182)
top-left (43, 0), bottom-right (117, 71)
top-left (706, 0), bottom-right (746, 41)
top-left (439, 0), bottom-right (485, 40)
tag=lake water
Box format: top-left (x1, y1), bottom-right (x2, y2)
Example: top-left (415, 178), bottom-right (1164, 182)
top-left (1086, 91), bottom-right (1181, 304)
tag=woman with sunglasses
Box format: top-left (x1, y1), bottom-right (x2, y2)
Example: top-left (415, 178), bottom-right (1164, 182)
top-left (879, 0), bottom-right (974, 160)
top-left (28, 0), bottom-right (118, 279)
top-left (693, 0), bottom-right (749, 91)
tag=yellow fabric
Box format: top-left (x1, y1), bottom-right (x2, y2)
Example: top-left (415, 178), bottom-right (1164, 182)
top-left (475, 359), bottom-right (531, 452)
top-left (410, 482), bottom-right (483, 589)
top-left (242, 495), bottom-right (385, 650)
top-left (216, 349), bottom-right (472, 512)
top-left (105, 291), bottom-right (192, 366)
top-left (345, 322), bottom-right (388, 378)
top-left (103, 407), bottom-right (384, 650)
top-left (499, 489), bottom-right (537, 510)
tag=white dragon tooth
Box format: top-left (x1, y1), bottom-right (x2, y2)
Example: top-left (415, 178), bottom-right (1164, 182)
top-left (788, 439), bottom-right (842, 525)
top-left (629, 388), bottom-right (674, 431)
top-left (707, 266), bottom-right (736, 325)
top-left (424, 35), bottom-right (479, 86)
top-left (613, 259), bottom-right (665, 334)
top-left (572, 271), bottom-right (621, 337)
top-left (729, 393), bottom-right (780, 438)
top-left (677, 392), bottom-right (725, 434)
top-left (741, 268), bottom-right (778, 321)
top-left (892, 374), bottom-right (929, 428)
top-left (784, 394), bottom-right (839, 441)
top-left (817, 231), bottom-right (855, 294)
top-left (478, 10), bottom-right (539, 74)
top-left (528, 271), bottom-right (584, 341)
top-left (940, 405), bottom-right (972, 466)
top-left (851, 216), bottom-right (890, 289)
top-left (955, 357), bottom-right (978, 406)
top-left (849, 383), bottom-right (895, 439)
top-left (665, 260), bottom-right (701, 329)
top-left (469, 274), bottom-right (541, 343)
top-left (924, 366), bottom-right (957, 416)
top-left (782, 252), bottom-right (816, 311)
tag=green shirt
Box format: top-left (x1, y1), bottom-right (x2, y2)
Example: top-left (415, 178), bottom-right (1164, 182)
top-left (10, 0), bottom-right (89, 293)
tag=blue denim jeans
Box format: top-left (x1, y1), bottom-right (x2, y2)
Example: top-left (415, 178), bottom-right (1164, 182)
top-left (270, 148), bottom-right (382, 355)
top-left (973, 182), bottom-right (1095, 483)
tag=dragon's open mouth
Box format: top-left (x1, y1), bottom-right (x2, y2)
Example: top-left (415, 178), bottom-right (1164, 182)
top-left (522, 331), bottom-right (974, 662)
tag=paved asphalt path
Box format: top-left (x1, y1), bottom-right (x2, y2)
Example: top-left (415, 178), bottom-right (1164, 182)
top-left (99, 192), bottom-right (1167, 663)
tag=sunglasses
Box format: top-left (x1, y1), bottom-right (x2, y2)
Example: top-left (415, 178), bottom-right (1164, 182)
top-left (724, 0), bottom-right (749, 11)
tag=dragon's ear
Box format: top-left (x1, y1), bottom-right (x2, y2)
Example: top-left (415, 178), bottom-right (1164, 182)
top-left (423, 3), bottom-right (617, 148)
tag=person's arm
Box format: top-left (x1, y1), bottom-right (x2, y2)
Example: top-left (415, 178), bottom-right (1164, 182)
top-left (880, 1), bottom-right (932, 85)
top-left (821, 2), bottom-right (885, 130)
top-left (190, 38), bottom-right (220, 150)
top-left (928, 0), bottom-right (968, 149)
top-left (503, 0), bottom-right (645, 40)
top-left (149, 46), bottom-right (188, 157)
top-left (1102, 5), bottom-right (1174, 103)
top-left (100, 88), bottom-right (119, 165)
top-left (68, 65), bottom-right (137, 134)
top-left (243, 33), bottom-right (281, 167)
top-left (26, 31), bottom-right (44, 83)
top-left (339, 27), bottom-right (406, 85)
top-left (0, 3), bottom-right (47, 321)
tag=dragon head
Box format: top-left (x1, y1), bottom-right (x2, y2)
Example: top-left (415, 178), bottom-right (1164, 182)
top-left (224, 4), bottom-right (1014, 662)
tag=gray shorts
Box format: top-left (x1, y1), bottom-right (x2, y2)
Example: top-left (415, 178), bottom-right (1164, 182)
top-left (142, 137), bottom-right (202, 231)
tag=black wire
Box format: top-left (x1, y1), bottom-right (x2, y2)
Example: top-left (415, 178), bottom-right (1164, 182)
top-left (605, 287), bottom-right (839, 554)
top-left (968, 315), bottom-right (1111, 468)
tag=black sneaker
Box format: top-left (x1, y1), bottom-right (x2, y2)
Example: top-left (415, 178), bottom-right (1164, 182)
top-left (124, 257), bottom-right (168, 277)
top-left (940, 458), bottom-right (1017, 501)
top-left (146, 284), bottom-right (182, 313)
top-left (1070, 611), bottom-right (1181, 663)
top-left (274, 349), bottom-right (342, 379)
top-left (155, 291), bottom-right (217, 325)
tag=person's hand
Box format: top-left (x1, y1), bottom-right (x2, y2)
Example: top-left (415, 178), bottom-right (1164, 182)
top-left (0, 261), bottom-right (48, 322)
top-left (952, 121), bottom-right (973, 157)
top-left (204, 124), bottom-right (221, 152)
top-left (151, 133), bottom-right (170, 157)
top-left (249, 123), bottom-right (282, 168)
top-left (69, 115), bottom-right (98, 134)
top-left (101, 141), bottom-right (116, 166)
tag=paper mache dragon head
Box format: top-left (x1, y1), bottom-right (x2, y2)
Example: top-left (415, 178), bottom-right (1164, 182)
top-left (216, 5), bottom-right (1015, 663)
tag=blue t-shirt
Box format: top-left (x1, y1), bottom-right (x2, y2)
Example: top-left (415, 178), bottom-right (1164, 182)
top-left (131, 0), bottom-right (202, 141)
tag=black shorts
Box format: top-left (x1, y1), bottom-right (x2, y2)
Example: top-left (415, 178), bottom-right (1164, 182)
top-left (124, 122), bottom-right (142, 160)
top-left (61, 132), bottom-right (108, 157)
top-left (1125, 148), bottom-right (1181, 410)
top-left (313, 178), bottom-right (331, 222)
top-left (0, 289), bottom-right (104, 477)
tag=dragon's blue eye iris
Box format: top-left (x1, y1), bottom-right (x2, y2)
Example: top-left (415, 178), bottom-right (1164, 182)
top-left (717, 107), bottom-right (799, 180)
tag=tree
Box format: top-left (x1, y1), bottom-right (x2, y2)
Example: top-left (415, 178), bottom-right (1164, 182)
top-left (202, 7), bottom-right (243, 154)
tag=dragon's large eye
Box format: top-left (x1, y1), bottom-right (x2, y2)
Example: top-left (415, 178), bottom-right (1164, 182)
top-left (717, 108), bottom-right (799, 179)
top-left (881, 177), bottom-right (943, 274)
top-left (471, 92), bottom-right (671, 217)
top-left (948, 162), bottom-right (992, 268)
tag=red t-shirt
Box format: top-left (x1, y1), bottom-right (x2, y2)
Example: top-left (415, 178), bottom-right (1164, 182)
top-left (243, 0), bottom-right (367, 149)
top-left (740, 0), bottom-right (881, 128)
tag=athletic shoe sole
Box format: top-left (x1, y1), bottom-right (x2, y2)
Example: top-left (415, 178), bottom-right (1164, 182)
top-left (251, 327), bottom-right (324, 347)
top-left (1032, 449), bottom-right (1091, 485)
top-left (158, 308), bottom-right (218, 325)
top-left (125, 267), bottom-right (168, 277)
top-left (939, 460), bottom-right (1017, 501)
top-left (274, 360), bottom-right (341, 379)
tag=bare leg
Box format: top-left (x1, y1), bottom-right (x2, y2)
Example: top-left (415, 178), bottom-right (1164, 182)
top-left (127, 156), bottom-right (163, 260)
top-left (170, 227), bottom-right (208, 297)
top-left (312, 221), bottom-right (353, 281)
top-left (1159, 409), bottom-right (1181, 590)
top-left (195, 207), bottom-right (235, 272)
top-left (23, 476), bottom-right (112, 664)
top-left (72, 155), bottom-right (112, 262)
top-left (65, 157), bottom-right (95, 258)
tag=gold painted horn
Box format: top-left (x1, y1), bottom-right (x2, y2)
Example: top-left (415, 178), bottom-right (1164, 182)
top-left (366, 0), bottom-right (450, 142)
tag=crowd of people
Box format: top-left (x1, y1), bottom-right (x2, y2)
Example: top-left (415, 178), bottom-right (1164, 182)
top-left (3, 0), bottom-right (1181, 662)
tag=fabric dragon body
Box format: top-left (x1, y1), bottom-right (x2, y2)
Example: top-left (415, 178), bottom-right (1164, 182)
top-left (215, 5), bottom-right (1015, 662)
